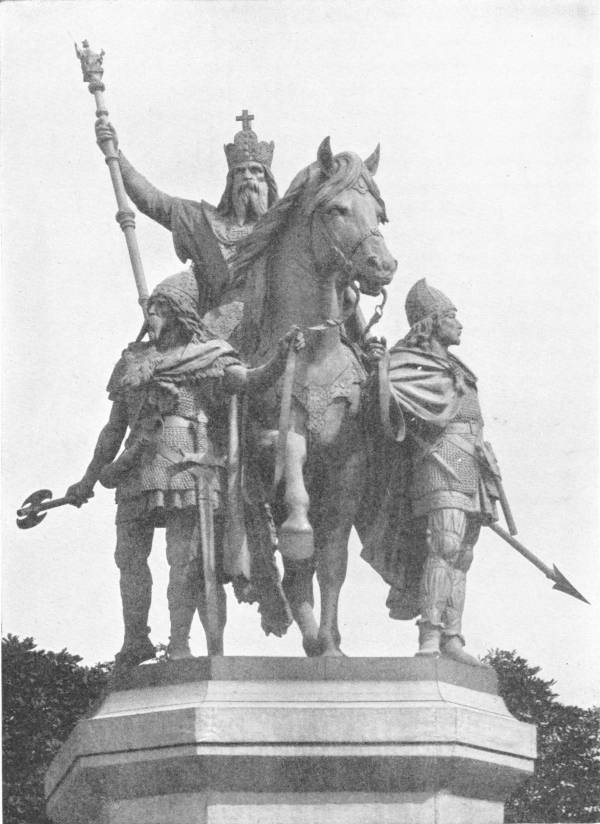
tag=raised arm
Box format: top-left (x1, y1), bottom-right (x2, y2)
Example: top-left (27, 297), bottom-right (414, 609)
top-left (95, 120), bottom-right (175, 230)
top-left (65, 400), bottom-right (129, 506)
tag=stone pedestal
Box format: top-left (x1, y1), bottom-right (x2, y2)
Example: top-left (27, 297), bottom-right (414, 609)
top-left (45, 657), bottom-right (536, 824)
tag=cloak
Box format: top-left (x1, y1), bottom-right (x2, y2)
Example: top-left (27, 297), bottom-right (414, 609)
top-left (356, 344), bottom-right (475, 620)
top-left (170, 199), bottom-right (251, 341)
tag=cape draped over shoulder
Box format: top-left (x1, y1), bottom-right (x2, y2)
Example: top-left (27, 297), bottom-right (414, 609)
top-left (384, 345), bottom-right (476, 426)
top-left (356, 345), bottom-right (477, 619)
top-left (106, 337), bottom-right (293, 638)
top-left (107, 339), bottom-right (238, 397)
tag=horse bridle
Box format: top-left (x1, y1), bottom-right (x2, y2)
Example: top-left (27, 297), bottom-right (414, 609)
top-left (308, 209), bottom-right (387, 335)
top-left (310, 209), bottom-right (383, 276)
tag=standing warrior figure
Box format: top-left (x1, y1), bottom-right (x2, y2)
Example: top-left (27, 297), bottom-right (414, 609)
top-left (360, 279), bottom-right (502, 666)
top-left (66, 271), bottom-right (300, 671)
top-left (95, 111), bottom-right (278, 338)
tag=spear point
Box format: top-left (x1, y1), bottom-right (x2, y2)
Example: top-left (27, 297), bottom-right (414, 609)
top-left (552, 564), bottom-right (589, 604)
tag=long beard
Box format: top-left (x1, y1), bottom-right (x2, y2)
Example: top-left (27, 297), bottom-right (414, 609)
top-left (232, 182), bottom-right (269, 225)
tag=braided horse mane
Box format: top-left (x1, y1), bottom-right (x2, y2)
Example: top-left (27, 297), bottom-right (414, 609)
top-left (231, 150), bottom-right (387, 356)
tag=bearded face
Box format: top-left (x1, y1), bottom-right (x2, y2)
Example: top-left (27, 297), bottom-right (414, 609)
top-left (231, 162), bottom-right (269, 225)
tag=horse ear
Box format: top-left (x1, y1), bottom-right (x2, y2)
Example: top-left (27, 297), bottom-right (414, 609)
top-left (364, 144), bottom-right (380, 176)
top-left (317, 136), bottom-right (335, 176)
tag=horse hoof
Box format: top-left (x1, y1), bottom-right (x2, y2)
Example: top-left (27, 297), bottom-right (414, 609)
top-left (303, 637), bottom-right (322, 657)
top-left (319, 646), bottom-right (345, 658)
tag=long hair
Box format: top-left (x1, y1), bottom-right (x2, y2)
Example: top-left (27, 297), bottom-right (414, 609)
top-left (401, 315), bottom-right (438, 350)
top-left (216, 164), bottom-right (279, 216)
top-left (148, 293), bottom-right (210, 344)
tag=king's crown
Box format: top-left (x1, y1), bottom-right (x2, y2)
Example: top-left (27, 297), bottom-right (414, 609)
top-left (224, 110), bottom-right (274, 169)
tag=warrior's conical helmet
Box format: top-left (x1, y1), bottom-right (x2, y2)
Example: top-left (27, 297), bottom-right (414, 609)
top-left (405, 278), bottom-right (456, 327)
top-left (150, 271), bottom-right (200, 318)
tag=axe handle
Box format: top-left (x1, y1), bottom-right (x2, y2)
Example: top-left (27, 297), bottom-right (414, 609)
top-left (17, 496), bottom-right (75, 517)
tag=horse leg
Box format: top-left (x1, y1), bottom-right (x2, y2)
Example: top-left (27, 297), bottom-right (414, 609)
top-left (278, 429), bottom-right (320, 654)
top-left (281, 556), bottom-right (320, 656)
top-left (278, 430), bottom-right (314, 559)
top-left (316, 447), bottom-right (366, 656)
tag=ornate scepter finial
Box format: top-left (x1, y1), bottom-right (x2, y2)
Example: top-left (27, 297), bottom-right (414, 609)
top-left (75, 40), bottom-right (105, 91)
top-left (73, 39), bottom-right (149, 320)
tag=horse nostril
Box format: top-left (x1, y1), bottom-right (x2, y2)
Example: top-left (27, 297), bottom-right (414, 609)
top-left (367, 255), bottom-right (379, 268)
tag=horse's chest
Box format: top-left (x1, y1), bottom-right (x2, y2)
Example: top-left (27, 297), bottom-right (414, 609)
top-left (293, 361), bottom-right (363, 436)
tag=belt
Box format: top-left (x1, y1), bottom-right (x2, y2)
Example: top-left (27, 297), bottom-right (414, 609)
top-left (444, 421), bottom-right (482, 435)
top-left (162, 415), bottom-right (196, 428)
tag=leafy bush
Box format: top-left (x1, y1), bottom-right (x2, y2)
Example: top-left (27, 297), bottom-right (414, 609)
top-left (2, 635), bottom-right (110, 824)
top-left (484, 649), bottom-right (600, 823)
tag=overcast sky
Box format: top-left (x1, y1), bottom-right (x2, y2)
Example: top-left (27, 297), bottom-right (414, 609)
top-left (2, 0), bottom-right (598, 707)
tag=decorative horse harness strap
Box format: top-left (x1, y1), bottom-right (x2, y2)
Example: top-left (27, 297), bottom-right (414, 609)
top-left (293, 360), bottom-right (365, 435)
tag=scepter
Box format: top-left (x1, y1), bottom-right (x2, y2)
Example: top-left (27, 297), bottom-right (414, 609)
top-left (75, 40), bottom-right (149, 321)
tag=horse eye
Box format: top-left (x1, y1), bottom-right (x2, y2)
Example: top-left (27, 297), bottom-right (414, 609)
top-left (328, 205), bottom-right (348, 217)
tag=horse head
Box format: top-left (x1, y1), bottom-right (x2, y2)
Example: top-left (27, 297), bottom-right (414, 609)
top-left (306, 137), bottom-right (397, 297)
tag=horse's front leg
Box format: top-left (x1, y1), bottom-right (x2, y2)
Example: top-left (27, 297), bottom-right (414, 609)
top-left (279, 430), bottom-right (313, 555)
top-left (316, 443), bottom-right (366, 656)
top-left (278, 429), bottom-right (321, 655)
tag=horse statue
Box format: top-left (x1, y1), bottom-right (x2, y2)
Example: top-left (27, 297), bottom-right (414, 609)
top-left (233, 137), bottom-right (397, 656)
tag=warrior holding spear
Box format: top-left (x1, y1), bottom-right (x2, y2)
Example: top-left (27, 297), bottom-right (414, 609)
top-left (359, 279), bottom-right (587, 665)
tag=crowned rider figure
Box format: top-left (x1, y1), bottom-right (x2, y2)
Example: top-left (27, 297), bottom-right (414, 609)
top-left (96, 111), bottom-right (278, 339)
top-left (360, 279), bottom-right (502, 666)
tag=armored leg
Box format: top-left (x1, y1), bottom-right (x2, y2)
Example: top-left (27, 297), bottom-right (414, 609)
top-left (166, 508), bottom-right (226, 658)
top-left (439, 517), bottom-right (484, 667)
top-left (114, 517), bottom-right (155, 671)
top-left (165, 509), bottom-right (201, 659)
top-left (442, 519), bottom-right (479, 639)
top-left (197, 586), bottom-right (227, 656)
top-left (417, 509), bottom-right (466, 656)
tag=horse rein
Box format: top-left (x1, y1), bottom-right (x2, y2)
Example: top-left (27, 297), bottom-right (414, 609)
top-left (307, 210), bottom-right (387, 334)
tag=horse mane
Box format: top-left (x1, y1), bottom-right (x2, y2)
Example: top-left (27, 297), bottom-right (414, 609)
top-left (231, 151), bottom-right (388, 278)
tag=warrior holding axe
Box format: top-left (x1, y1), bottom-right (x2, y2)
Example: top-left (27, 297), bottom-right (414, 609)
top-left (17, 42), bottom-right (303, 673)
top-left (63, 271), bottom-right (302, 671)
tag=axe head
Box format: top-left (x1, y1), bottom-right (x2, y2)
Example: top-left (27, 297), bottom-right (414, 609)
top-left (16, 488), bottom-right (52, 530)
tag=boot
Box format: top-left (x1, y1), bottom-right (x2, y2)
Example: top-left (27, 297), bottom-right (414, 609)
top-left (114, 569), bottom-right (154, 674)
top-left (441, 635), bottom-right (485, 667)
top-left (167, 607), bottom-right (194, 660)
top-left (114, 632), bottom-right (155, 674)
top-left (415, 622), bottom-right (441, 657)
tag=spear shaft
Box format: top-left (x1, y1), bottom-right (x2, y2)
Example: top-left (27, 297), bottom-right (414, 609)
top-left (75, 41), bottom-right (149, 320)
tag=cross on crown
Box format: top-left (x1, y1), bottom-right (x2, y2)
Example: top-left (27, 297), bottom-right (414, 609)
top-left (236, 109), bottom-right (254, 131)
top-left (224, 109), bottom-right (274, 170)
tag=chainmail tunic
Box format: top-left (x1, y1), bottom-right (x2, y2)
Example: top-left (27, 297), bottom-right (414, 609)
top-left (408, 369), bottom-right (496, 519)
top-left (115, 380), bottom-right (228, 525)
